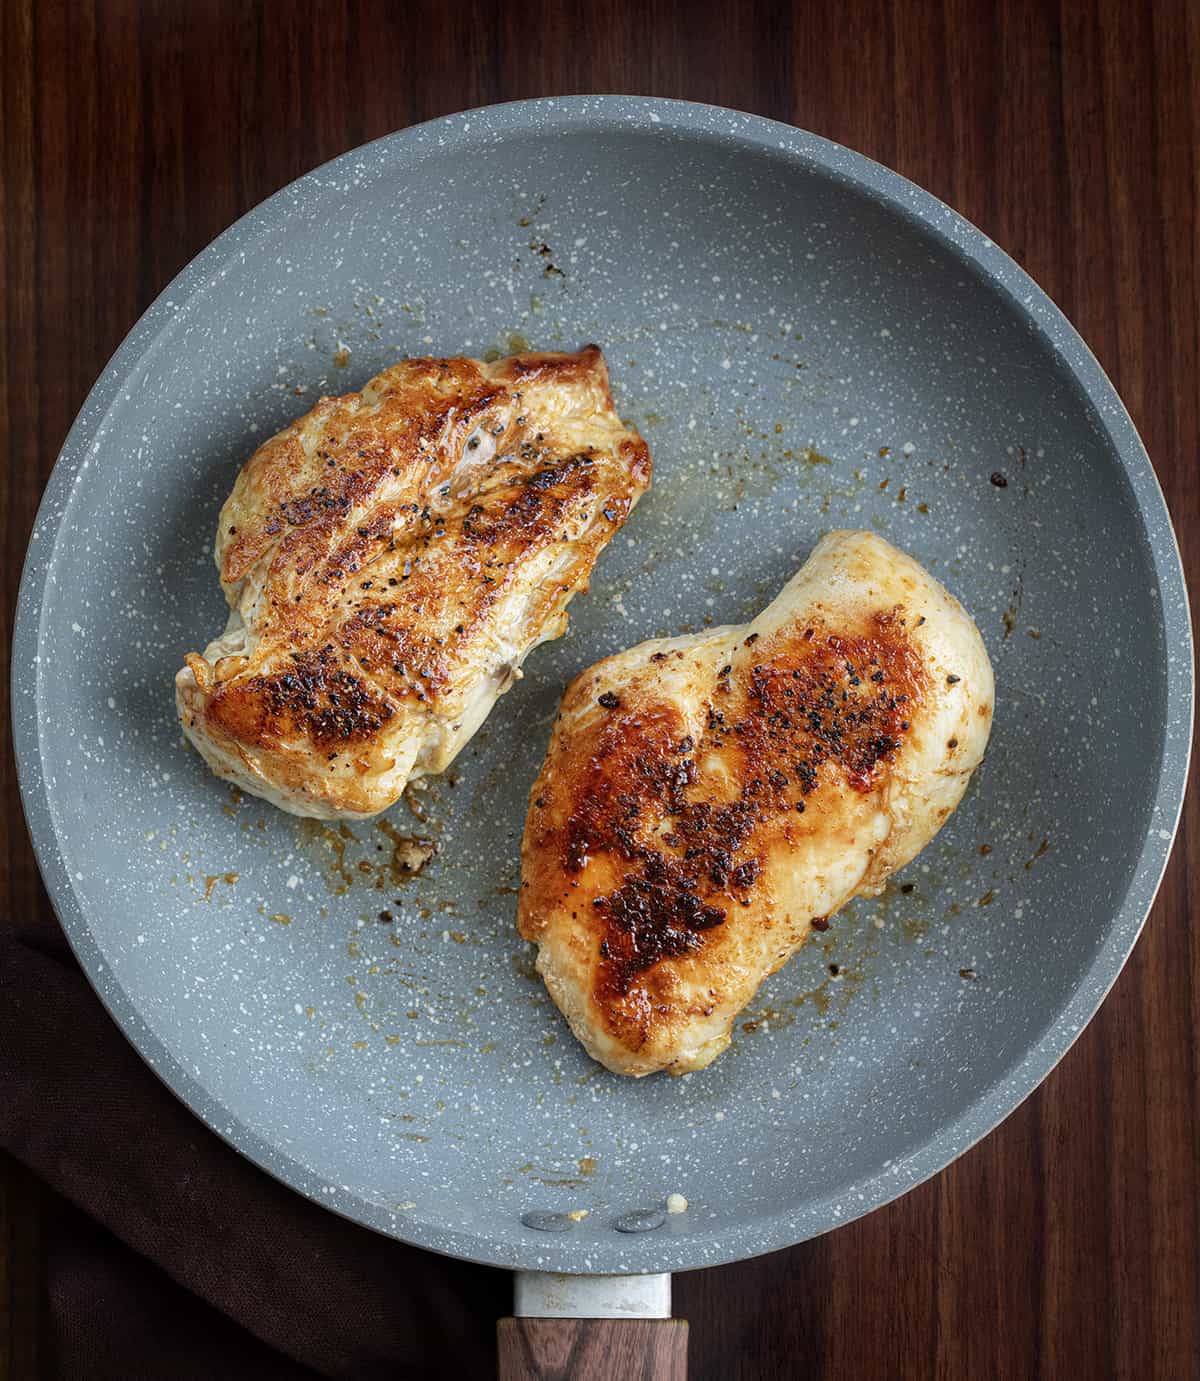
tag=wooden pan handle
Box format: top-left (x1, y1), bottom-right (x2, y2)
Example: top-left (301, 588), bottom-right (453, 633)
top-left (497, 1317), bottom-right (688, 1380)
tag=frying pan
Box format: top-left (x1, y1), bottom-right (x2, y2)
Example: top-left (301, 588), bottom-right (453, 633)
top-left (13, 97), bottom-right (1192, 1377)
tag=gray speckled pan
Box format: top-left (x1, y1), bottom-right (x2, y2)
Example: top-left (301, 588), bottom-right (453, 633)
top-left (13, 97), bottom-right (1193, 1277)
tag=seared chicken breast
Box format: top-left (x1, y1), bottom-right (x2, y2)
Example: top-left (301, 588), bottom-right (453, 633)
top-left (176, 347), bottom-right (650, 818)
top-left (519, 530), bottom-right (994, 1075)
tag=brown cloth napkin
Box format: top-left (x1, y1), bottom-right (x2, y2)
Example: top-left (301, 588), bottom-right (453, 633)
top-left (0, 918), bottom-right (508, 1379)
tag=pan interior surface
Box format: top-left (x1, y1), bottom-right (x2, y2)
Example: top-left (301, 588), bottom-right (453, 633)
top-left (15, 99), bottom-right (1191, 1274)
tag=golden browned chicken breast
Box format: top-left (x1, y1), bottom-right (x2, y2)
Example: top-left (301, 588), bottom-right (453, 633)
top-left (518, 530), bottom-right (994, 1075)
top-left (176, 347), bottom-right (650, 818)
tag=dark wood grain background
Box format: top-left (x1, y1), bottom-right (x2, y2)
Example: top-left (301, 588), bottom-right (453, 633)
top-left (2, 2), bottom-right (1197, 1377)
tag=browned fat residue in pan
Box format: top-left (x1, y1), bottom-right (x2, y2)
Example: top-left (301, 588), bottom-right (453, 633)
top-left (376, 819), bottom-right (436, 883)
top-left (295, 817), bottom-right (435, 896)
top-left (202, 871), bottom-right (239, 901)
top-left (297, 820), bottom-right (358, 893)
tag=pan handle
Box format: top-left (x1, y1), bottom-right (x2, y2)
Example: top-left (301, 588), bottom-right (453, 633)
top-left (498, 1271), bottom-right (686, 1380)
top-left (497, 1317), bottom-right (688, 1379)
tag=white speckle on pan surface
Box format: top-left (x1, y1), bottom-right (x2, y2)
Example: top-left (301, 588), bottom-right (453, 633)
top-left (11, 98), bottom-right (1191, 1278)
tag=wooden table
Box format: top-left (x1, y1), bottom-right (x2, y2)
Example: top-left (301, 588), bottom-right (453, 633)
top-left (2, 3), bottom-right (1196, 1377)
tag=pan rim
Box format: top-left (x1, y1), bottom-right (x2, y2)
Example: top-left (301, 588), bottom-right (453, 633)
top-left (12, 94), bottom-right (1194, 1276)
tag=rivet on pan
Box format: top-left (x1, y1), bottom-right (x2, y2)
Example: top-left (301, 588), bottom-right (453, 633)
top-left (520, 1210), bottom-right (575, 1233)
top-left (613, 1208), bottom-right (666, 1234)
